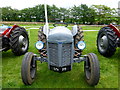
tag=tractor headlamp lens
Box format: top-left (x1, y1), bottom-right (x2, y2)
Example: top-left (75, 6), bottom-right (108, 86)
top-left (35, 41), bottom-right (44, 50)
top-left (77, 41), bottom-right (86, 50)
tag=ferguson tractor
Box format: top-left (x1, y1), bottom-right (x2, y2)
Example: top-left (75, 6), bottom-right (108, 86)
top-left (97, 24), bottom-right (120, 57)
top-left (21, 4), bottom-right (100, 86)
top-left (0, 25), bottom-right (29, 56)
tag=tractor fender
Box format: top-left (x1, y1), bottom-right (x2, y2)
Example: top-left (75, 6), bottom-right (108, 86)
top-left (108, 24), bottom-right (120, 38)
top-left (6, 25), bottom-right (19, 37)
top-left (0, 25), bottom-right (11, 36)
top-left (71, 25), bottom-right (78, 36)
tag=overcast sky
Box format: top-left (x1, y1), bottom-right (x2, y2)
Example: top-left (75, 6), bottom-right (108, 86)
top-left (0, 0), bottom-right (120, 10)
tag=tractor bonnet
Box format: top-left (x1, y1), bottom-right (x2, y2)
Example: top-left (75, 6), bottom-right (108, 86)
top-left (48, 26), bottom-right (73, 43)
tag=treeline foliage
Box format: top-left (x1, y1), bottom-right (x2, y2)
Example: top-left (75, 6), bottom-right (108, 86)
top-left (1, 4), bottom-right (119, 24)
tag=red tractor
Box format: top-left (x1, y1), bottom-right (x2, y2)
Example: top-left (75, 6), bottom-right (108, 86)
top-left (97, 24), bottom-right (120, 57)
top-left (0, 25), bottom-right (29, 56)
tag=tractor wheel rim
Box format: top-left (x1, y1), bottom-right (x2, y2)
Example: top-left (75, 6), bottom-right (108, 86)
top-left (30, 66), bottom-right (36, 79)
top-left (19, 35), bottom-right (28, 51)
top-left (85, 63), bottom-right (91, 80)
top-left (99, 35), bottom-right (108, 52)
top-left (30, 58), bottom-right (36, 79)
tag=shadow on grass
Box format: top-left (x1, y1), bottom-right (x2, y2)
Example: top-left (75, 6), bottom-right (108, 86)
top-left (2, 50), bottom-right (19, 60)
top-left (20, 62), bottom-right (95, 88)
top-left (112, 48), bottom-right (120, 60)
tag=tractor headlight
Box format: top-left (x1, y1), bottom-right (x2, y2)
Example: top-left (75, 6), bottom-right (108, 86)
top-left (35, 41), bottom-right (44, 50)
top-left (77, 41), bottom-right (86, 50)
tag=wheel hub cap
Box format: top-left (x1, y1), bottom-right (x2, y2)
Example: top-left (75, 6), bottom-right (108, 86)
top-left (99, 35), bottom-right (108, 52)
top-left (19, 35), bottom-right (28, 51)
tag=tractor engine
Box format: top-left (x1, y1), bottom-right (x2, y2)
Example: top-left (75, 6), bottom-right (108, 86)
top-left (47, 26), bottom-right (74, 72)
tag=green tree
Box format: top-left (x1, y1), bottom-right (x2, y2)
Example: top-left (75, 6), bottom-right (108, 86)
top-left (91, 5), bottom-right (117, 24)
top-left (2, 7), bottom-right (20, 21)
top-left (48, 5), bottom-right (60, 22)
top-left (1, 4), bottom-right (118, 24)
top-left (70, 4), bottom-right (97, 24)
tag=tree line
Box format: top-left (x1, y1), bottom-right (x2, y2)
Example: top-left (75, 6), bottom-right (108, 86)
top-left (1, 4), bottom-right (120, 25)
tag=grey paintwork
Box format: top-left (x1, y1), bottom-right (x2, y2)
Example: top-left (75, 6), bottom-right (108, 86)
top-left (48, 26), bottom-right (73, 43)
top-left (47, 26), bottom-right (76, 68)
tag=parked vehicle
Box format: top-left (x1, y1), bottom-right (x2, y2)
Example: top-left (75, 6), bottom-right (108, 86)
top-left (21, 3), bottom-right (100, 86)
top-left (0, 25), bottom-right (29, 56)
top-left (97, 24), bottom-right (120, 57)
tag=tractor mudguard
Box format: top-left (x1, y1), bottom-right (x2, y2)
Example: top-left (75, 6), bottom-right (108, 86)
top-left (6, 25), bottom-right (19, 37)
top-left (0, 25), bottom-right (19, 38)
top-left (108, 24), bottom-right (120, 37)
top-left (0, 25), bottom-right (11, 36)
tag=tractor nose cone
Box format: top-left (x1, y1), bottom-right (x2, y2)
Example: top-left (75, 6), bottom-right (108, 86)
top-left (48, 26), bottom-right (73, 43)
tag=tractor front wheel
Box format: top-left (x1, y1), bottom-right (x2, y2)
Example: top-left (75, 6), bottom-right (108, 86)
top-left (84, 53), bottom-right (100, 86)
top-left (21, 52), bottom-right (37, 85)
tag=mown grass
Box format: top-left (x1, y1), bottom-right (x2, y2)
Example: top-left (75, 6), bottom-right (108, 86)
top-left (2, 25), bottom-right (119, 88)
top-left (81, 25), bottom-right (103, 30)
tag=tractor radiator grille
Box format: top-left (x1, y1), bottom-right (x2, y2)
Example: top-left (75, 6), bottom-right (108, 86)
top-left (48, 43), bottom-right (72, 67)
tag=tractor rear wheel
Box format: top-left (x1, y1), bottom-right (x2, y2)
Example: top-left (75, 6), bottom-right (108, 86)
top-left (9, 27), bottom-right (29, 56)
top-left (38, 26), bottom-right (46, 49)
top-left (84, 53), bottom-right (100, 86)
top-left (74, 26), bottom-right (84, 57)
top-left (21, 52), bottom-right (37, 85)
top-left (38, 27), bottom-right (47, 56)
top-left (74, 26), bottom-right (84, 47)
top-left (97, 27), bottom-right (117, 57)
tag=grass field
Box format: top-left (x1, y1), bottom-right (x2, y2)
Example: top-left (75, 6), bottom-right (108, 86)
top-left (2, 24), bottom-right (119, 88)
